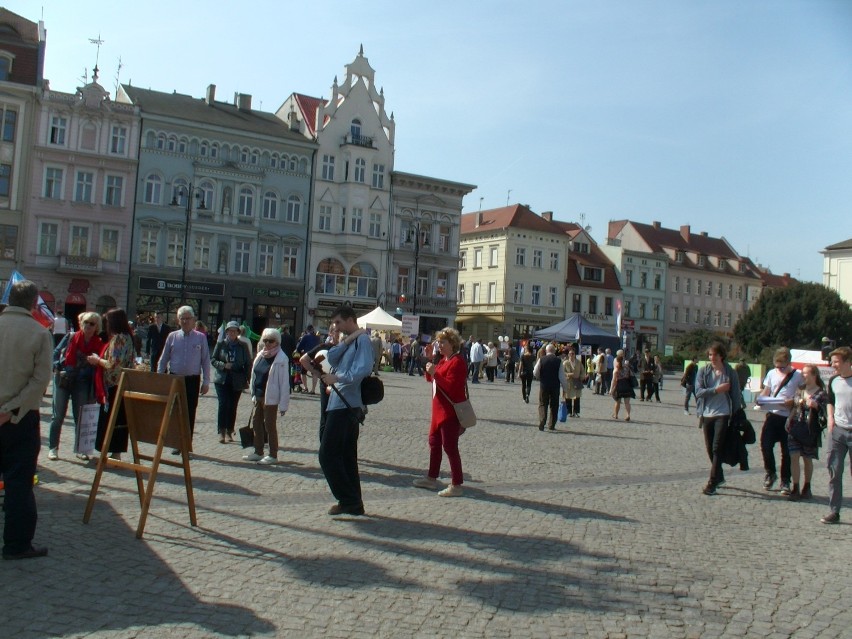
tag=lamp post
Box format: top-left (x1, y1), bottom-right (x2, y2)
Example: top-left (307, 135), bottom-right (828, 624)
top-left (170, 185), bottom-right (206, 303)
top-left (404, 221), bottom-right (429, 315)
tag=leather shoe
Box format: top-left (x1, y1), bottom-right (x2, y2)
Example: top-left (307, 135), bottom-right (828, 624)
top-left (328, 503), bottom-right (365, 516)
top-left (3, 545), bottom-right (48, 560)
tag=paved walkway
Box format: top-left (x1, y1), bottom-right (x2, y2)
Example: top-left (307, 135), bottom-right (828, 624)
top-left (3, 373), bottom-right (850, 638)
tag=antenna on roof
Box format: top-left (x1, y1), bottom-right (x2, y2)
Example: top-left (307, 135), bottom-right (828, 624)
top-left (506, 189), bottom-right (512, 206)
top-left (580, 212), bottom-right (591, 232)
top-left (479, 197), bottom-right (484, 211)
top-left (113, 56), bottom-right (123, 95)
top-left (89, 34), bottom-right (104, 82)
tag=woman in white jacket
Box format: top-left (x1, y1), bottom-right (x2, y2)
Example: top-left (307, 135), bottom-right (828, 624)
top-left (244, 328), bottom-right (290, 465)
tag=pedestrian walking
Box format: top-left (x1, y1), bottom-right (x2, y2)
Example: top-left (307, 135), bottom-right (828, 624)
top-left (211, 321), bottom-right (252, 444)
top-left (681, 357), bottom-right (698, 415)
top-left (821, 346), bottom-right (852, 524)
top-left (758, 347), bottom-right (802, 494)
top-left (610, 350), bottom-right (635, 421)
top-left (533, 344), bottom-right (568, 431)
top-left (562, 348), bottom-right (584, 417)
top-left (244, 329), bottom-right (290, 465)
top-left (519, 344), bottom-right (535, 403)
top-left (786, 364), bottom-right (827, 501)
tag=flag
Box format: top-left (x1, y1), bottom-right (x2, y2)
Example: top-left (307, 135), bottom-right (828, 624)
top-left (615, 299), bottom-right (623, 338)
top-left (2, 269), bottom-right (55, 328)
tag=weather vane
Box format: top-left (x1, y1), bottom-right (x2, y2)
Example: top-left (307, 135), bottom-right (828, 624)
top-left (89, 34), bottom-right (104, 80)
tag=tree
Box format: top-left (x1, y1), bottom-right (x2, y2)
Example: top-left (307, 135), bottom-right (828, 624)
top-left (674, 328), bottom-right (729, 359)
top-left (733, 283), bottom-right (852, 358)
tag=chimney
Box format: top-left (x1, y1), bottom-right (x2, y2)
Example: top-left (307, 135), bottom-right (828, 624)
top-left (205, 84), bottom-right (216, 104)
top-left (652, 221), bottom-right (661, 229)
top-left (680, 225), bottom-right (690, 242)
top-left (783, 273), bottom-right (790, 278)
top-left (234, 92), bottom-right (252, 111)
top-left (475, 211), bottom-right (483, 228)
top-left (700, 231), bottom-right (708, 237)
top-left (541, 211), bottom-right (553, 222)
top-left (288, 104), bottom-right (299, 131)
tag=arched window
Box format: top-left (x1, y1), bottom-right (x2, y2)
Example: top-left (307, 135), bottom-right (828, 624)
top-left (172, 178), bottom-right (189, 206)
top-left (238, 186), bottom-right (254, 217)
top-left (348, 262), bottom-right (378, 298)
top-left (286, 195), bottom-right (301, 223)
top-left (262, 191), bottom-right (278, 220)
top-left (167, 135), bottom-right (177, 152)
top-left (199, 140), bottom-right (209, 157)
top-left (178, 137), bottom-right (188, 153)
top-left (143, 174), bottom-right (162, 204)
top-left (199, 180), bottom-right (215, 211)
top-left (240, 147), bottom-right (250, 163)
top-left (156, 133), bottom-right (166, 150)
top-left (270, 154), bottom-right (278, 169)
top-left (250, 150), bottom-right (259, 165)
top-left (316, 258), bottom-right (346, 295)
top-left (288, 156), bottom-right (297, 171)
top-left (210, 142), bottom-right (219, 158)
top-left (351, 119), bottom-right (362, 140)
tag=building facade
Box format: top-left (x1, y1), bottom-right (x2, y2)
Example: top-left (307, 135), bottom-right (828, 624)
top-left (23, 72), bottom-right (139, 321)
top-left (823, 238), bottom-right (852, 305)
top-left (118, 84), bottom-right (316, 333)
top-left (0, 9), bottom-right (44, 291)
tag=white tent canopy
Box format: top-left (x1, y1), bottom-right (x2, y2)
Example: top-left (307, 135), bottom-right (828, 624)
top-left (357, 306), bottom-right (402, 330)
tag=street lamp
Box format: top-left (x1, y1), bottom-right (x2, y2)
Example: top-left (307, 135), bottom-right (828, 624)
top-left (404, 222), bottom-right (429, 315)
top-left (170, 185), bottom-right (206, 303)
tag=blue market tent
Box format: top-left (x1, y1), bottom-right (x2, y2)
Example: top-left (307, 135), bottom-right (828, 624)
top-left (533, 314), bottom-right (621, 350)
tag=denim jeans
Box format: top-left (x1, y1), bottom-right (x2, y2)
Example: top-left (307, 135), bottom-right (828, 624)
top-left (1, 410), bottom-right (40, 555)
top-left (49, 373), bottom-right (94, 450)
top-left (827, 426), bottom-right (852, 515)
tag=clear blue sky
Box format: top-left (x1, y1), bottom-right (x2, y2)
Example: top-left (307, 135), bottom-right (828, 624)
top-left (11, 0), bottom-right (850, 283)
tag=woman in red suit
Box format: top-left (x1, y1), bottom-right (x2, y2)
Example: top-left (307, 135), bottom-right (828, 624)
top-left (413, 327), bottom-right (469, 497)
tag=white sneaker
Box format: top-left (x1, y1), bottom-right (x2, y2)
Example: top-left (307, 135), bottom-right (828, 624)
top-left (413, 477), bottom-right (442, 490)
top-left (257, 455), bottom-right (278, 465)
top-left (438, 484), bottom-right (463, 497)
top-left (684, 410), bottom-right (690, 416)
top-left (243, 452), bottom-right (262, 462)
top-left (48, 448), bottom-right (58, 461)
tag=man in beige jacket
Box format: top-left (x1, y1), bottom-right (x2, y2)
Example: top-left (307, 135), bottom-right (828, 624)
top-left (0, 280), bottom-right (53, 559)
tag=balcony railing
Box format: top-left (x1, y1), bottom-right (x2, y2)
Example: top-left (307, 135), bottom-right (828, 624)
top-left (342, 133), bottom-right (375, 149)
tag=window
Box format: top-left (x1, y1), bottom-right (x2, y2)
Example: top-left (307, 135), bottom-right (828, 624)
top-left (532, 249), bottom-right (543, 268)
top-left (259, 242), bottom-right (275, 276)
top-left (156, 134), bottom-right (166, 150)
top-left (2, 109), bottom-right (16, 142)
top-left (672, 307), bottom-right (679, 324)
top-left (727, 284), bottom-right (733, 299)
top-left (45, 168), bottom-right (64, 199)
top-left (100, 229), bottom-right (119, 261)
top-left (583, 267), bottom-right (603, 281)
top-left (640, 272), bottom-right (647, 288)
top-left (639, 302), bottom-right (646, 319)
top-left (550, 251), bottom-right (559, 270)
top-left (0, 223), bottom-right (16, 259)
top-left (474, 248), bottom-right (482, 268)
top-left (685, 278), bottom-right (692, 294)
top-left (653, 304), bottom-right (660, 320)
top-left (316, 259), bottom-right (346, 295)
top-left (698, 255), bottom-right (706, 266)
top-left (350, 119), bottom-right (362, 139)
top-left (705, 280), bottom-right (712, 295)
top-left (285, 195), bottom-right (302, 223)
top-left (588, 295), bottom-right (597, 314)
top-left (240, 147), bottom-right (250, 163)
top-left (200, 141), bottom-right (209, 157)
top-left (514, 283), bottom-right (524, 303)
top-left (210, 142), bottom-right (219, 158)
top-left (110, 126), bottom-right (127, 154)
top-left (167, 136), bottom-right (177, 152)
top-left (0, 164), bottom-right (10, 197)
top-left (694, 309), bottom-right (700, 324)
top-left (200, 181), bottom-right (215, 211)
top-left (238, 187), bottom-right (253, 217)
top-left (139, 227), bottom-right (158, 265)
top-left (573, 241), bottom-right (590, 253)
top-left (736, 285), bottom-right (743, 300)
top-left (233, 240), bottom-right (251, 273)
top-left (549, 287), bottom-right (558, 307)
top-left (626, 270), bottom-right (633, 286)
top-left (372, 163), bottom-right (384, 189)
top-left (725, 313), bottom-right (732, 328)
top-left (704, 310), bottom-right (711, 326)
top-left (69, 225), bottom-right (90, 256)
top-left (282, 246), bottom-right (298, 278)
top-left (624, 301), bottom-right (631, 316)
top-left (717, 282), bottom-right (723, 297)
top-left (341, 209), bottom-right (346, 232)
top-left (488, 282), bottom-right (497, 304)
top-left (416, 268), bottom-right (429, 296)
top-left (49, 116), bottom-right (67, 145)
top-left (104, 175), bottom-right (123, 206)
top-left (166, 229), bottom-right (184, 267)
top-left (351, 208), bottom-right (363, 233)
top-left (516, 247), bottom-right (526, 266)
top-left (397, 267), bottom-right (410, 295)
top-left (605, 297), bottom-right (613, 315)
top-left (531, 285), bottom-right (541, 306)
top-left (459, 251), bottom-right (467, 269)
top-left (489, 246), bottom-right (498, 267)
top-left (38, 222), bottom-right (58, 256)
top-left (349, 262), bottom-right (378, 298)
top-left (674, 276), bottom-right (680, 293)
top-left (458, 283), bottom-right (465, 304)
top-left (71, 171), bottom-right (92, 203)
top-left (0, 56), bottom-right (9, 81)
top-left (262, 192), bottom-right (278, 220)
top-left (172, 178), bottom-right (189, 207)
top-left (250, 150), bottom-right (258, 165)
top-left (714, 312), bottom-right (721, 327)
top-left (368, 212), bottom-right (381, 238)
top-left (194, 235), bottom-right (211, 270)
top-left (318, 205), bottom-right (332, 231)
top-left (675, 250), bottom-right (684, 263)
top-left (439, 226), bottom-right (450, 252)
top-left (143, 174), bottom-right (162, 204)
top-left (697, 279), bottom-right (702, 295)
top-left (321, 155), bottom-right (335, 181)
top-left (354, 158), bottom-right (366, 183)
top-left (472, 283), bottom-right (480, 304)
top-left (683, 308), bottom-right (690, 324)
top-left (654, 274), bottom-right (661, 290)
top-left (572, 294), bottom-right (581, 313)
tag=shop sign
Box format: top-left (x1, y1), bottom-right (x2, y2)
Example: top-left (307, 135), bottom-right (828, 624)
top-left (138, 277), bottom-right (224, 296)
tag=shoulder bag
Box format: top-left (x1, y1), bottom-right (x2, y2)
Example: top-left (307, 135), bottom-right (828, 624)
top-left (435, 380), bottom-right (477, 429)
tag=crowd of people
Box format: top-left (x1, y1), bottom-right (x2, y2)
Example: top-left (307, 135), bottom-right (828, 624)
top-left (2, 282), bottom-right (850, 561)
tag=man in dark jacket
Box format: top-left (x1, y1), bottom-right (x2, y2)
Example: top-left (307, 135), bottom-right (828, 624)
top-left (533, 344), bottom-right (568, 431)
top-left (681, 357), bottom-right (699, 415)
top-left (146, 311), bottom-right (171, 374)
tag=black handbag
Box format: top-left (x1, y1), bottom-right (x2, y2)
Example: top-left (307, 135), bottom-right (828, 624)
top-left (361, 374), bottom-right (384, 405)
top-left (238, 405), bottom-right (256, 449)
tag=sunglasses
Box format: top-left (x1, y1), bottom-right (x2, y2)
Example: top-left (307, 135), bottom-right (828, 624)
top-left (84, 321), bottom-right (97, 326)
top-left (262, 338), bottom-right (278, 344)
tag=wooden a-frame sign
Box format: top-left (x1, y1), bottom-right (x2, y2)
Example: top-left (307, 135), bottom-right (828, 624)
top-left (83, 369), bottom-right (197, 538)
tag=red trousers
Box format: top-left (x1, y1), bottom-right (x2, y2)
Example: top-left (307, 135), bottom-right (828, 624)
top-left (428, 420), bottom-right (464, 485)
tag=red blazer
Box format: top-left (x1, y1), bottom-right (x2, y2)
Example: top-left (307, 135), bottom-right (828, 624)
top-left (425, 352), bottom-right (469, 434)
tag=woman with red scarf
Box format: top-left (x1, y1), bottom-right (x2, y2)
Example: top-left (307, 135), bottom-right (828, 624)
top-left (413, 327), bottom-right (469, 497)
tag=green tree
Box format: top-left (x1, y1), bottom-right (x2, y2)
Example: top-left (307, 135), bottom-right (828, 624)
top-left (733, 283), bottom-right (852, 358)
top-left (673, 328), bottom-right (729, 359)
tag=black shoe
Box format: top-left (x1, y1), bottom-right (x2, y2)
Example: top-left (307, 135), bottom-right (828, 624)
top-left (821, 512), bottom-right (840, 525)
top-left (538, 425), bottom-right (544, 431)
top-left (763, 472), bottom-right (777, 490)
top-left (788, 485), bottom-right (801, 501)
top-left (3, 545), bottom-right (48, 560)
top-left (702, 482), bottom-right (717, 496)
top-left (328, 503), bottom-right (365, 516)
top-left (801, 483), bottom-right (812, 499)
top-left (171, 448), bottom-right (181, 456)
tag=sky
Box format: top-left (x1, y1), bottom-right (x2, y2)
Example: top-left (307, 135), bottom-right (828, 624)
top-left (9, 0), bottom-right (851, 283)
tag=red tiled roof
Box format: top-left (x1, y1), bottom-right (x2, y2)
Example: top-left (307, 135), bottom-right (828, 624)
top-left (611, 220), bottom-right (739, 259)
top-left (293, 93), bottom-right (324, 136)
top-left (565, 242), bottom-right (622, 292)
top-left (742, 258), bottom-right (798, 288)
top-left (460, 205), bottom-right (566, 235)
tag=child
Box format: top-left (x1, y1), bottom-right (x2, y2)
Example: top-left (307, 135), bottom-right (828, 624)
top-left (291, 350), bottom-right (304, 393)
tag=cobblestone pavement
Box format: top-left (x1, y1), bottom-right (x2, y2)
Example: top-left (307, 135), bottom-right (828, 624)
top-left (3, 373), bottom-right (850, 638)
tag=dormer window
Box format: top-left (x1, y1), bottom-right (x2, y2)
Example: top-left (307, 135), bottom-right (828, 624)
top-left (675, 250), bottom-right (684, 263)
top-left (572, 241), bottom-right (590, 254)
top-left (0, 51), bottom-right (14, 81)
top-left (718, 257), bottom-right (726, 270)
top-left (697, 254), bottom-right (706, 266)
top-left (583, 267), bottom-right (603, 282)
top-left (738, 261), bottom-right (746, 273)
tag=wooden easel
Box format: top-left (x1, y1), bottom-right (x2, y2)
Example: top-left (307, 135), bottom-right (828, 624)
top-left (83, 369), bottom-right (197, 538)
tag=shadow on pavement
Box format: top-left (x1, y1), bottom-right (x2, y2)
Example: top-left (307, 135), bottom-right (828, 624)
top-left (4, 490), bottom-right (274, 639)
